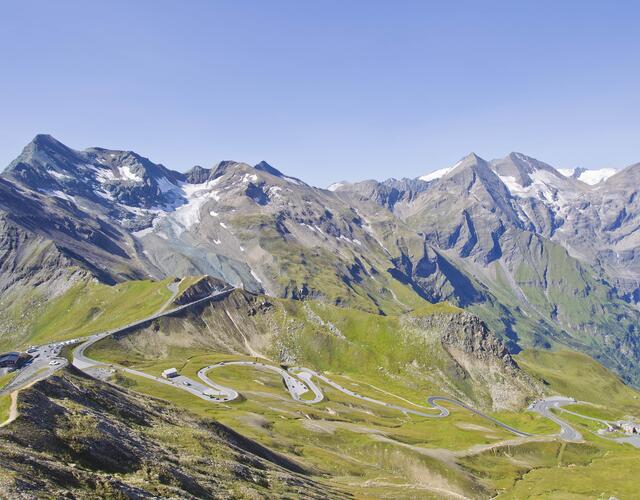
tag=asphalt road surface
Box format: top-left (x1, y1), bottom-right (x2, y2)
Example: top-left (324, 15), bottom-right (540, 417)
top-left (528, 396), bottom-right (583, 441)
top-left (118, 367), bottom-right (228, 402)
top-left (0, 340), bottom-right (78, 396)
top-left (1, 286), bottom-right (233, 397)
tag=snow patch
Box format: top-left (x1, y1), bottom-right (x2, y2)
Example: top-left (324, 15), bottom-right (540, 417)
top-left (49, 190), bottom-right (76, 203)
top-left (132, 226), bottom-right (155, 237)
top-left (578, 168), bottom-right (617, 185)
top-left (557, 167), bottom-right (617, 185)
top-left (419, 165), bottom-right (454, 182)
top-left (557, 168), bottom-right (574, 177)
top-left (241, 173), bottom-right (259, 184)
top-left (327, 182), bottom-right (344, 191)
top-left (118, 165), bottom-right (143, 182)
top-left (48, 170), bottom-right (72, 181)
top-left (94, 166), bottom-right (116, 184)
top-left (499, 170), bottom-right (580, 209)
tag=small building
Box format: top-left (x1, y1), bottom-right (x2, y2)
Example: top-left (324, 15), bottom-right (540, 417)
top-left (0, 352), bottom-right (20, 368)
top-left (620, 421), bottom-right (640, 434)
top-left (162, 368), bottom-right (179, 379)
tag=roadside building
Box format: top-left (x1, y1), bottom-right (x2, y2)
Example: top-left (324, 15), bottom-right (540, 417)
top-left (620, 421), bottom-right (640, 434)
top-left (0, 352), bottom-right (20, 368)
top-left (162, 368), bottom-right (179, 379)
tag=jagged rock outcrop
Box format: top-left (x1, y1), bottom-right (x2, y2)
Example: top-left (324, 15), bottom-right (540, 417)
top-left (416, 311), bottom-right (517, 369)
top-left (406, 310), bottom-right (541, 410)
top-left (172, 276), bottom-right (228, 305)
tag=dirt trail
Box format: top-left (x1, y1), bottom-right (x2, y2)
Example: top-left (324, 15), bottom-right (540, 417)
top-left (0, 391), bottom-right (19, 428)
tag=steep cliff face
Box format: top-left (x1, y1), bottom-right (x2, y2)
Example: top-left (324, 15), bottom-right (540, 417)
top-left (415, 311), bottom-right (517, 368)
top-left (406, 311), bottom-right (541, 410)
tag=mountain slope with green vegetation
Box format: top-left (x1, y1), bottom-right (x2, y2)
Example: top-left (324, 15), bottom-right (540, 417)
top-left (3, 278), bottom-right (175, 350)
top-left (517, 349), bottom-right (640, 414)
top-left (72, 291), bottom-right (640, 498)
top-left (87, 287), bottom-right (538, 411)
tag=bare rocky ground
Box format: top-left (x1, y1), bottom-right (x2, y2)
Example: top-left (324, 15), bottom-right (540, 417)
top-left (0, 367), bottom-right (345, 499)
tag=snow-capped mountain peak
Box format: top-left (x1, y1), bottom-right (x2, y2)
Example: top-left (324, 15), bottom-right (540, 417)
top-left (557, 167), bottom-right (618, 185)
top-left (418, 155), bottom-right (481, 182)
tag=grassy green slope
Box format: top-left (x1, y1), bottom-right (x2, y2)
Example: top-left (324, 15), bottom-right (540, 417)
top-left (13, 278), bottom-right (174, 349)
top-left (88, 290), bottom-right (532, 411)
top-left (517, 349), bottom-right (640, 414)
top-left (0, 393), bottom-right (11, 423)
top-left (232, 213), bottom-right (426, 316)
top-left (458, 350), bottom-right (640, 498)
top-left (0, 371), bottom-right (18, 391)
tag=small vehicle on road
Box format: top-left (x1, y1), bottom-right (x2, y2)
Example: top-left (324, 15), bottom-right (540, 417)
top-left (49, 360), bottom-right (60, 366)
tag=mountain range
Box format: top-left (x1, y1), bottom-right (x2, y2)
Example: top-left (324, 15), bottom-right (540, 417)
top-left (2, 135), bottom-right (640, 387)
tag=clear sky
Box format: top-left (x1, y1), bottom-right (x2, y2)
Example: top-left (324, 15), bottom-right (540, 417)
top-left (1, 1), bottom-right (639, 187)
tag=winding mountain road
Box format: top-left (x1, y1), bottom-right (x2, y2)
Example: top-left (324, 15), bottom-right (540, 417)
top-left (72, 286), bottom-right (234, 371)
top-left (528, 396), bottom-right (582, 441)
top-left (198, 361), bottom-right (532, 437)
top-left (2, 282), bottom-right (604, 444)
top-left (1, 285), bottom-right (234, 397)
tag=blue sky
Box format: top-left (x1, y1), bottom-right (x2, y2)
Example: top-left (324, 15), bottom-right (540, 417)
top-left (1, 1), bottom-right (639, 187)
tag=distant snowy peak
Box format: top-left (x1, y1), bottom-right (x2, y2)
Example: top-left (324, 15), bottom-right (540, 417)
top-left (419, 165), bottom-right (455, 182)
top-left (558, 167), bottom-right (618, 185)
top-left (419, 154), bottom-right (489, 182)
top-left (496, 168), bottom-right (577, 202)
top-left (327, 182), bottom-right (346, 191)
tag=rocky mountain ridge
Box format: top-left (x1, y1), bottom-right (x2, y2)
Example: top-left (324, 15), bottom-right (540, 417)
top-left (2, 135), bottom-right (640, 386)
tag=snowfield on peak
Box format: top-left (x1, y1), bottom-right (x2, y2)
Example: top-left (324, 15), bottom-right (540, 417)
top-left (419, 165), bottom-right (455, 182)
top-left (558, 167), bottom-right (618, 185)
top-left (118, 164), bottom-right (143, 182)
top-left (497, 169), bottom-right (582, 212)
